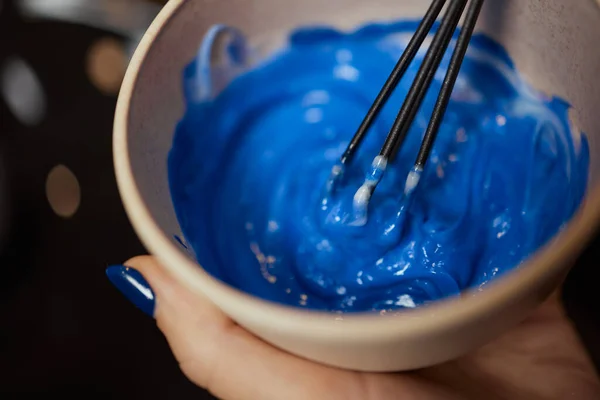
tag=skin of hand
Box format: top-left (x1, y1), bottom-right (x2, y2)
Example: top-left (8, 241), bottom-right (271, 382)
top-left (116, 256), bottom-right (600, 400)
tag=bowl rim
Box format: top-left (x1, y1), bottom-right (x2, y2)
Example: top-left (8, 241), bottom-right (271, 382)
top-left (113, 0), bottom-right (600, 340)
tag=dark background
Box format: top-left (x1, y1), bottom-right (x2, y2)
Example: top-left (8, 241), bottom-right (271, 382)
top-left (0, 0), bottom-right (598, 398)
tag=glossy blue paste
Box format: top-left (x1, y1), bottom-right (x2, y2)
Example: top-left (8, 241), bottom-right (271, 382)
top-left (168, 21), bottom-right (589, 312)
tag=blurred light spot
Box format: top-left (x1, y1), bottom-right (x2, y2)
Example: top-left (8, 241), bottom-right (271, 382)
top-left (46, 165), bottom-right (81, 218)
top-left (1, 56), bottom-right (46, 126)
top-left (86, 37), bottom-right (126, 95)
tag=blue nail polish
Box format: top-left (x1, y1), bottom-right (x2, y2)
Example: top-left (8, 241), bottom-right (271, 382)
top-left (106, 265), bottom-right (155, 317)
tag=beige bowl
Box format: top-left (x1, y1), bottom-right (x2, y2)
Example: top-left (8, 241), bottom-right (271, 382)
top-left (114, 0), bottom-right (600, 372)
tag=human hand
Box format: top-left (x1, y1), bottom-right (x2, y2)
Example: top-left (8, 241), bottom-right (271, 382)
top-left (106, 256), bottom-right (600, 400)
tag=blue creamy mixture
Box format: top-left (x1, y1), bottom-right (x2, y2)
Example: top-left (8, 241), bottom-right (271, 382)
top-left (168, 21), bottom-right (589, 312)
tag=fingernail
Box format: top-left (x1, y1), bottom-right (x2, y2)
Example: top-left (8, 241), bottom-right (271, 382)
top-left (106, 265), bottom-right (155, 317)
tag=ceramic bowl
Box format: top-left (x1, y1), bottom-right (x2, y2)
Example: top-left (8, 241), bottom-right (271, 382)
top-left (114, 0), bottom-right (600, 371)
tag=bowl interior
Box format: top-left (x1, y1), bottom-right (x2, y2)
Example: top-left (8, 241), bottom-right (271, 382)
top-left (116, 0), bottom-right (600, 312)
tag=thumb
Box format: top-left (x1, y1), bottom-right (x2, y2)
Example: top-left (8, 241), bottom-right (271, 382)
top-left (105, 256), bottom-right (362, 400)
top-left (106, 256), bottom-right (232, 378)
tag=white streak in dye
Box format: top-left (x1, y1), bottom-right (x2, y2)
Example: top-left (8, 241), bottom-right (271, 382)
top-left (325, 163), bottom-right (344, 194)
top-left (372, 155), bottom-right (388, 171)
top-left (356, 271), bottom-right (363, 285)
top-left (351, 156), bottom-right (388, 226)
top-left (395, 294), bottom-right (416, 308)
top-left (351, 185), bottom-right (372, 226)
top-left (331, 164), bottom-right (343, 176)
top-left (404, 167), bottom-right (423, 195)
top-left (383, 223), bottom-right (396, 236)
top-left (393, 263), bottom-right (410, 276)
